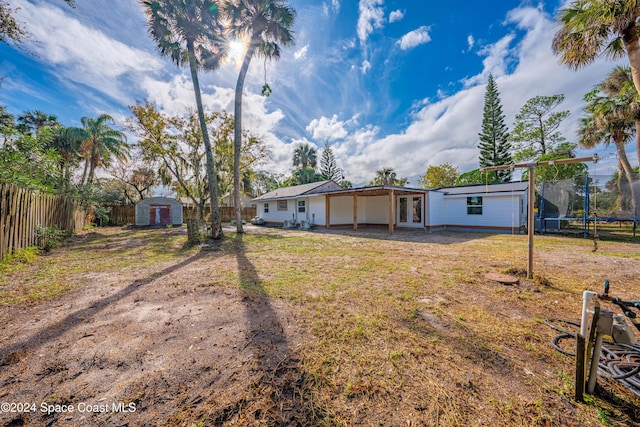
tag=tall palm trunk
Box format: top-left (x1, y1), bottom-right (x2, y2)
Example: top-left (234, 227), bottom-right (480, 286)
top-left (623, 25), bottom-right (640, 167)
top-left (636, 120), bottom-right (640, 167)
top-left (233, 40), bottom-right (259, 234)
top-left (187, 39), bottom-right (222, 239)
top-left (615, 137), bottom-right (639, 217)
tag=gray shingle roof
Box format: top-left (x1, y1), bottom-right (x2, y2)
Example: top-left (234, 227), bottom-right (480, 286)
top-left (252, 180), bottom-right (339, 201)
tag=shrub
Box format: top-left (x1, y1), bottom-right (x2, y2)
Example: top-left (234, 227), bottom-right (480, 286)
top-left (34, 224), bottom-right (65, 252)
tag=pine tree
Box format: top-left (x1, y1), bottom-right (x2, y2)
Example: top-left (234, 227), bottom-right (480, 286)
top-left (319, 141), bottom-right (342, 182)
top-left (478, 74), bottom-right (512, 182)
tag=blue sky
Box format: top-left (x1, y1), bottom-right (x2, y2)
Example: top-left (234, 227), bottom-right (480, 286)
top-left (0, 0), bottom-right (630, 186)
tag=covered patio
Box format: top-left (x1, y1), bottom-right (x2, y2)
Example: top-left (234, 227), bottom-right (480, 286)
top-left (322, 186), bottom-right (429, 234)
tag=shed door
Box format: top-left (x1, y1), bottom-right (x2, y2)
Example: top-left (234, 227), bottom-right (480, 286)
top-left (150, 205), bottom-right (171, 225)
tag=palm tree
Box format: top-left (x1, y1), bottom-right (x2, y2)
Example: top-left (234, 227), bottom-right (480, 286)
top-left (292, 142), bottom-right (317, 169)
top-left (597, 66), bottom-right (640, 167)
top-left (48, 126), bottom-right (82, 191)
top-left (553, 1), bottom-right (640, 108)
top-left (16, 110), bottom-right (58, 136)
top-left (579, 88), bottom-right (638, 216)
top-left (369, 167), bottom-right (408, 186)
top-left (68, 114), bottom-right (128, 186)
top-left (223, 0), bottom-right (296, 233)
top-left (143, 0), bottom-right (226, 239)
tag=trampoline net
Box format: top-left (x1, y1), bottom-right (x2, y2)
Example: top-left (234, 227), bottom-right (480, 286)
top-left (536, 175), bottom-right (640, 221)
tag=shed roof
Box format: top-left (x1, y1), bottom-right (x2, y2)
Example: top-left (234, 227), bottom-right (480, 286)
top-left (437, 181), bottom-right (528, 196)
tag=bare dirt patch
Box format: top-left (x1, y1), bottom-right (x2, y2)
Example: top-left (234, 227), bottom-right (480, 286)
top-left (0, 225), bottom-right (639, 426)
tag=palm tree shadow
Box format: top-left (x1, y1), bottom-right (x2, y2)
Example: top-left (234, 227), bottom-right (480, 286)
top-left (234, 233), bottom-right (317, 424)
top-left (0, 251), bottom-right (205, 367)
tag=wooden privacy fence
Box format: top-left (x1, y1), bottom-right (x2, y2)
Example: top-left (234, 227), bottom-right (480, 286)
top-left (0, 183), bottom-right (86, 260)
top-left (108, 205), bottom-right (257, 225)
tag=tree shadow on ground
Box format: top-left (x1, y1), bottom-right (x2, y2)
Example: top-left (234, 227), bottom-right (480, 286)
top-left (0, 250), bottom-right (205, 367)
top-left (230, 233), bottom-right (321, 425)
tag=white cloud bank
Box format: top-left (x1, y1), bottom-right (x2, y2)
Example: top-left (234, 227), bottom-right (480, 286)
top-left (322, 6), bottom-right (624, 185)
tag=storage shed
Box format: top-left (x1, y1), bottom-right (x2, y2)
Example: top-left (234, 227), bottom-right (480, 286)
top-left (135, 197), bottom-right (183, 227)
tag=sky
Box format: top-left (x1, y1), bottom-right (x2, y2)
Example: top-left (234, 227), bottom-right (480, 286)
top-left (0, 0), bottom-right (633, 187)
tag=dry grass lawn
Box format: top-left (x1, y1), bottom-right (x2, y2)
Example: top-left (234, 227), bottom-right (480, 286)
top-left (0, 225), bottom-right (639, 426)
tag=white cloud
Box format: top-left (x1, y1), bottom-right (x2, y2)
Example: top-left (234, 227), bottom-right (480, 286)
top-left (462, 33), bottom-right (515, 87)
top-left (467, 34), bottom-right (475, 51)
top-left (397, 26), bottom-right (431, 50)
top-left (389, 9), bottom-right (404, 23)
top-left (322, 0), bottom-right (341, 16)
top-left (306, 114), bottom-right (349, 141)
top-left (328, 5), bottom-right (625, 185)
top-left (360, 60), bottom-right (372, 74)
top-left (294, 45), bottom-right (309, 60)
top-left (357, 0), bottom-right (385, 45)
top-left (14, 1), bottom-right (163, 104)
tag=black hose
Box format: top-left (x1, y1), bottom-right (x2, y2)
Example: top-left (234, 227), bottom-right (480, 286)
top-left (545, 319), bottom-right (640, 396)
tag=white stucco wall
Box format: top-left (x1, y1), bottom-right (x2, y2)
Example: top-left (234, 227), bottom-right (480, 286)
top-left (308, 196), bottom-right (326, 225)
top-left (257, 199), bottom-right (295, 223)
top-left (426, 191), bottom-right (446, 229)
top-left (362, 196), bottom-right (389, 224)
top-left (443, 193), bottom-right (525, 230)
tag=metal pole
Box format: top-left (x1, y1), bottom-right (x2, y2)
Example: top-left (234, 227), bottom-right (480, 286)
top-left (583, 177), bottom-right (589, 238)
top-left (528, 165), bottom-right (535, 279)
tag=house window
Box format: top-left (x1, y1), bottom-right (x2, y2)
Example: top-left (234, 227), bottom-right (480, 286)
top-left (264, 203), bottom-right (269, 213)
top-left (298, 200), bottom-right (306, 213)
top-left (278, 200), bottom-right (288, 211)
top-left (467, 196), bottom-right (483, 215)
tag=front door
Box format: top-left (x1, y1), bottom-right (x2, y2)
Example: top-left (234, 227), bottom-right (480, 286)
top-left (397, 196), bottom-right (423, 228)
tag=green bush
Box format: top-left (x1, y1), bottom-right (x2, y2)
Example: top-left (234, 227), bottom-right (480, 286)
top-left (34, 224), bottom-right (65, 252)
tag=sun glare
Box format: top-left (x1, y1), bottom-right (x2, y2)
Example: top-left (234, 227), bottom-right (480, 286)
top-left (227, 39), bottom-right (246, 66)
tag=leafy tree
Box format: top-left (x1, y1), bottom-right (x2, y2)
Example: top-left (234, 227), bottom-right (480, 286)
top-left (455, 169), bottom-right (495, 186)
top-left (129, 101), bottom-right (267, 220)
top-left (478, 74), bottom-right (512, 181)
top-left (289, 167), bottom-right (321, 185)
top-left (0, 1), bottom-right (26, 45)
top-left (0, 132), bottom-right (62, 192)
top-left (526, 145), bottom-right (588, 184)
top-left (418, 164), bottom-right (459, 189)
top-left (249, 170), bottom-right (283, 196)
top-left (208, 109), bottom-right (268, 203)
top-left (319, 141), bottom-right (342, 182)
top-left (143, 0), bottom-right (226, 239)
top-left (369, 167), bottom-right (408, 186)
top-left (293, 142), bottom-right (317, 169)
top-left (108, 148), bottom-right (159, 204)
top-left (223, 0), bottom-right (296, 233)
top-left (1, 0), bottom-right (75, 46)
top-left (67, 114), bottom-right (128, 186)
top-left (510, 95), bottom-right (570, 161)
top-left (579, 85), bottom-right (638, 216)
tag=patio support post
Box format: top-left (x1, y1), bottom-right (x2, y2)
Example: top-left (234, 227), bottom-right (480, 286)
top-left (388, 189), bottom-right (394, 234)
top-left (326, 195), bottom-right (331, 229)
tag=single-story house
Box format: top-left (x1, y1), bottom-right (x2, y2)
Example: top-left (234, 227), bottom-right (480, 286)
top-left (135, 197), bottom-right (183, 226)
top-left (252, 180), bottom-right (529, 234)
